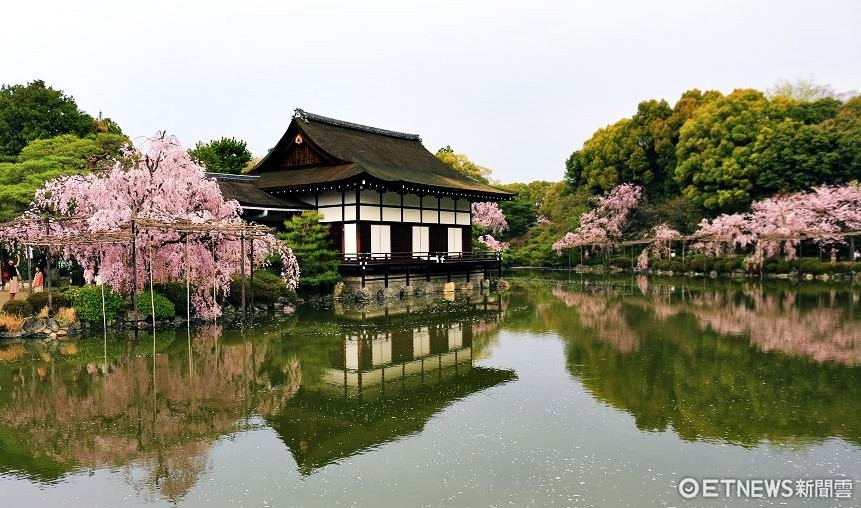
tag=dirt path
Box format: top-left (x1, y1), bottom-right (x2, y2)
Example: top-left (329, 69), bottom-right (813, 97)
top-left (0, 281), bottom-right (33, 307)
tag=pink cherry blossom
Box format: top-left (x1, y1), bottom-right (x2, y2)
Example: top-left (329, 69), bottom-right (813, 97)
top-left (553, 183), bottom-right (642, 254)
top-left (477, 234), bottom-right (509, 252)
top-left (471, 202), bottom-right (508, 234)
top-left (0, 133), bottom-right (299, 318)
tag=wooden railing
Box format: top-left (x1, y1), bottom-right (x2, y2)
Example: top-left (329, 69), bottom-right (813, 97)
top-left (338, 251), bottom-right (501, 266)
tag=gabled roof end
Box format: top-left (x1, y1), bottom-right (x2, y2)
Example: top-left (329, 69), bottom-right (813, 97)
top-left (293, 108), bottom-right (421, 142)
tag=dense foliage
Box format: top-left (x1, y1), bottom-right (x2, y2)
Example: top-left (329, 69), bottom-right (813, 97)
top-left (0, 133), bottom-right (128, 221)
top-left (188, 137), bottom-right (253, 174)
top-left (72, 286), bottom-right (125, 322)
top-left (435, 146), bottom-right (492, 183)
top-left (566, 86), bottom-right (861, 214)
top-left (26, 291), bottom-right (72, 313)
top-left (279, 211), bottom-right (340, 291)
top-left (229, 270), bottom-right (295, 306)
top-left (136, 291), bottom-right (176, 319)
top-left (0, 80), bottom-right (102, 159)
top-left (2, 300), bottom-right (33, 317)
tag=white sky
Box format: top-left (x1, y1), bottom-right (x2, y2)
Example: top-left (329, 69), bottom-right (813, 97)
top-left (2, 0), bottom-right (859, 183)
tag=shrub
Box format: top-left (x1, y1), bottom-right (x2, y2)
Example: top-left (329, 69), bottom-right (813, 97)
top-left (153, 282), bottom-right (188, 314)
top-left (136, 291), bottom-right (176, 319)
top-left (26, 291), bottom-right (71, 313)
top-left (2, 300), bottom-right (33, 317)
top-left (54, 307), bottom-right (77, 325)
top-left (0, 313), bottom-right (26, 332)
top-left (798, 259), bottom-right (831, 275)
top-left (229, 270), bottom-right (294, 307)
top-left (73, 285), bottom-right (125, 322)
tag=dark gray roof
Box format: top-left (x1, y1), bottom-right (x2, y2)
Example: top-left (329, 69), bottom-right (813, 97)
top-left (249, 110), bottom-right (513, 200)
top-left (214, 177), bottom-right (312, 210)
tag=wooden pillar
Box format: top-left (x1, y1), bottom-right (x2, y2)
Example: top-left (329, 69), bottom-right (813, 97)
top-left (250, 237), bottom-right (255, 311)
top-left (186, 234), bottom-right (191, 324)
top-left (240, 232), bottom-right (246, 319)
top-left (44, 219), bottom-right (53, 315)
top-left (131, 219), bottom-right (137, 320)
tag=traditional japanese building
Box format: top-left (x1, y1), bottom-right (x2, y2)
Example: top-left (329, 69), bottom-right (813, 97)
top-left (216, 109), bottom-right (513, 290)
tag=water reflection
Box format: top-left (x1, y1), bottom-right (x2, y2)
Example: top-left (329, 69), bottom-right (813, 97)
top-left (0, 296), bottom-right (511, 501)
top-left (520, 277), bottom-right (861, 447)
top-left (269, 321), bottom-right (514, 474)
top-left (0, 280), bottom-right (858, 506)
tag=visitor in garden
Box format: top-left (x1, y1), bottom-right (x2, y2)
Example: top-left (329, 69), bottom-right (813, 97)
top-left (32, 266), bottom-right (44, 293)
top-left (6, 259), bottom-right (19, 300)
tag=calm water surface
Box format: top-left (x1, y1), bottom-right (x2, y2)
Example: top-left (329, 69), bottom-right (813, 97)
top-left (0, 276), bottom-right (859, 507)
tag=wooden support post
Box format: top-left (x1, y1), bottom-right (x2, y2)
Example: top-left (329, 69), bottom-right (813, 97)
top-left (249, 237), bottom-right (255, 311)
top-left (44, 219), bottom-right (53, 316)
top-left (406, 264), bottom-right (411, 286)
top-left (149, 247), bottom-right (156, 331)
top-left (131, 219), bottom-right (137, 320)
top-left (186, 234), bottom-right (191, 324)
top-left (240, 232), bottom-right (246, 319)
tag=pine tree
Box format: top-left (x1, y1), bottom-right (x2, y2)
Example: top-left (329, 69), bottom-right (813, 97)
top-left (280, 211), bottom-right (340, 291)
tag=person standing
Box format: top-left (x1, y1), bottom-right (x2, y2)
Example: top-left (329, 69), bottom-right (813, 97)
top-left (32, 266), bottom-right (44, 293)
top-left (6, 259), bottom-right (19, 300)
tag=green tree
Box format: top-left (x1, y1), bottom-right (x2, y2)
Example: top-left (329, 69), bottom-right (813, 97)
top-left (498, 181), bottom-right (553, 239)
top-left (826, 96), bottom-right (861, 181)
top-left (188, 137), bottom-right (252, 174)
top-left (435, 146), bottom-right (492, 183)
top-left (0, 80), bottom-right (96, 158)
top-left (750, 119), bottom-right (846, 196)
top-left (0, 133), bottom-right (127, 221)
top-left (279, 211), bottom-right (340, 291)
top-left (566, 92), bottom-right (718, 200)
top-left (675, 89), bottom-right (777, 212)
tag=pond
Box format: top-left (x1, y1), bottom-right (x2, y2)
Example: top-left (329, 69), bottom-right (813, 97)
top-left (0, 276), bottom-right (858, 507)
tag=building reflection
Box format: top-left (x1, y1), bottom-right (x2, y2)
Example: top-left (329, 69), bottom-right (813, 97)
top-left (0, 294), bottom-right (511, 497)
top-left (267, 298), bottom-right (514, 473)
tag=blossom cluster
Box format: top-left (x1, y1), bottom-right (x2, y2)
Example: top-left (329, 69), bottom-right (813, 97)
top-left (477, 234), bottom-right (509, 252)
top-left (692, 184), bottom-right (861, 264)
top-left (553, 183), bottom-right (643, 254)
top-left (0, 133), bottom-right (300, 317)
top-left (471, 202), bottom-right (508, 234)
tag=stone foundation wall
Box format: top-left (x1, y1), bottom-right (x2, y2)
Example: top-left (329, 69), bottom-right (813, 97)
top-left (337, 270), bottom-right (495, 302)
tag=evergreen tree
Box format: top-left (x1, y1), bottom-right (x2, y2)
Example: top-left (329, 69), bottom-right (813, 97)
top-left (280, 211), bottom-right (340, 291)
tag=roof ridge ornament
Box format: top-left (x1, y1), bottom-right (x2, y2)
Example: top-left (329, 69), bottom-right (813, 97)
top-left (294, 108), bottom-right (309, 123)
top-left (293, 108), bottom-right (421, 141)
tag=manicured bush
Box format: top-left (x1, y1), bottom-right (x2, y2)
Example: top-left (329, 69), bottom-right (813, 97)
top-left (153, 282), bottom-right (188, 314)
top-left (798, 259), bottom-right (831, 275)
top-left (229, 270), bottom-right (294, 307)
top-left (26, 291), bottom-right (71, 313)
top-left (73, 285), bottom-right (125, 322)
top-left (2, 300), bottom-right (33, 317)
top-left (136, 291), bottom-right (176, 319)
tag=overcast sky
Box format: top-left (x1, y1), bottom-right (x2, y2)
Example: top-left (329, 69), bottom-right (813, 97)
top-left (3, 0), bottom-right (859, 183)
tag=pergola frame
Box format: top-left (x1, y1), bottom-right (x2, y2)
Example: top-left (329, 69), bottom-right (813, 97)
top-left (0, 213), bottom-right (280, 325)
